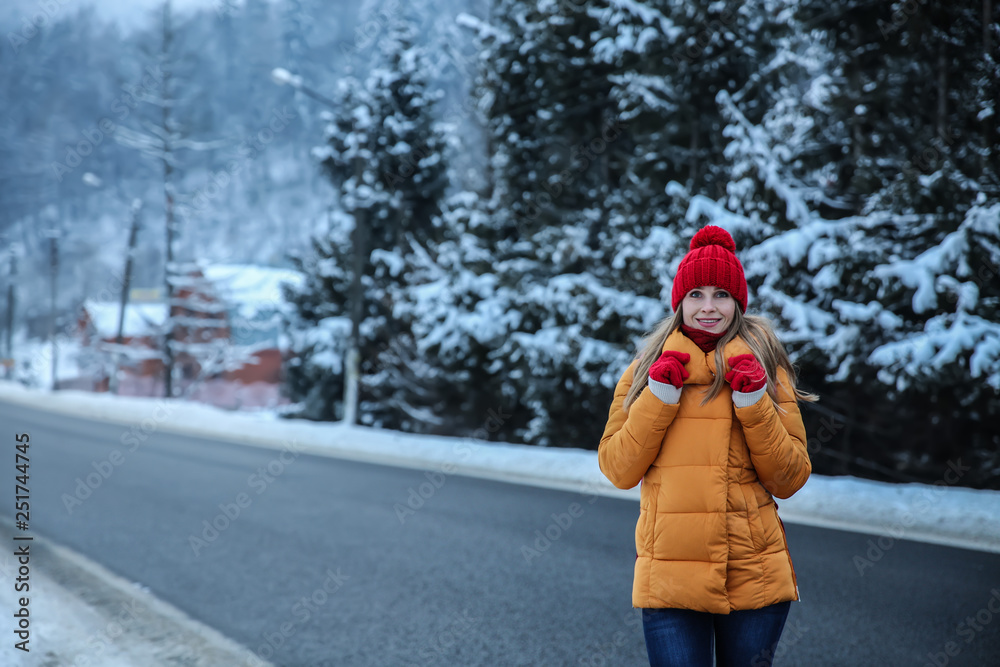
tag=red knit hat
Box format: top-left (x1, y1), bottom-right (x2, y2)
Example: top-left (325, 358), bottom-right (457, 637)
top-left (670, 225), bottom-right (748, 313)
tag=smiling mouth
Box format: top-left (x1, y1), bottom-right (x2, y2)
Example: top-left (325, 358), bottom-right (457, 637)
top-left (696, 319), bottom-right (721, 326)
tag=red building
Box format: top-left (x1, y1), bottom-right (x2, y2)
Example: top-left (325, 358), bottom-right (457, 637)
top-left (75, 264), bottom-right (303, 409)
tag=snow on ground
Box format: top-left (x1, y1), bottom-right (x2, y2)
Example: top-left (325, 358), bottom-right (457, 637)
top-left (0, 517), bottom-right (270, 667)
top-left (0, 380), bottom-right (997, 553)
top-left (8, 335), bottom-right (84, 390)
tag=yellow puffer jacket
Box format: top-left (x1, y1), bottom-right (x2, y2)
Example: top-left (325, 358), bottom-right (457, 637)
top-left (598, 329), bottom-right (811, 614)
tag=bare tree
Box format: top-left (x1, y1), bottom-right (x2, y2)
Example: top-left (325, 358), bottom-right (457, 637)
top-left (114, 0), bottom-right (228, 398)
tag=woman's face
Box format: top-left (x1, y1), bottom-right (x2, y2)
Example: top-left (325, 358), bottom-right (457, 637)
top-left (681, 286), bottom-right (736, 333)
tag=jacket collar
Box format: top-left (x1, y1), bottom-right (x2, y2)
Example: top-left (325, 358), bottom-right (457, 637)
top-left (662, 328), bottom-right (754, 386)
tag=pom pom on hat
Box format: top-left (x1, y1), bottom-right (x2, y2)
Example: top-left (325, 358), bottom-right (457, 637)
top-left (690, 225), bottom-right (736, 253)
top-left (671, 225), bottom-right (748, 313)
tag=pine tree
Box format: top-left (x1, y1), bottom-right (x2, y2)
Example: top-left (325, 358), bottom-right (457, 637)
top-left (682, 0), bottom-right (1000, 484)
top-left (386, 191), bottom-right (515, 436)
top-left (575, 1), bottom-right (782, 449)
top-left (363, 19), bottom-right (453, 430)
top-left (284, 217), bottom-right (353, 421)
top-left (284, 19), bottom-right (451, 428)
top-left (384, 0), bottom-right (690, 446)
top-left (591, 0), bottom-right (770, 232)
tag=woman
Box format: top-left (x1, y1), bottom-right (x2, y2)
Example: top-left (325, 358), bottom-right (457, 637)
top-left (598, 225), bottom-right (817, 667)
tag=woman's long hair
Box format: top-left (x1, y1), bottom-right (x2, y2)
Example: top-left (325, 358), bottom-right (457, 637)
top-left (622, 305), bottom-right (818, 413)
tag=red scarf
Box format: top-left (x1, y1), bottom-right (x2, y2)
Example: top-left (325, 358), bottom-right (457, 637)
top-left (680, 324), bottom-right (727, 353)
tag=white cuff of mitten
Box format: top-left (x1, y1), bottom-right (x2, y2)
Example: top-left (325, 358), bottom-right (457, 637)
top-left (732, 385), bottom-right (767, 408)
top-left (647, 378), bottom-right (682, 404)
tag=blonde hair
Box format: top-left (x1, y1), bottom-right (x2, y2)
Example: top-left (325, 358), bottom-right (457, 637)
top-left (622, 305), bottom-right (818, 413)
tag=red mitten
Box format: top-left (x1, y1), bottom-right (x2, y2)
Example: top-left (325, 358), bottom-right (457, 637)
top-left (649, 351), bottom-right (690, 389)
top-left (725, 354), bottom-right (767, 393)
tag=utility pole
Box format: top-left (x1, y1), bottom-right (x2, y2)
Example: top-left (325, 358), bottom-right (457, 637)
top-left (271, 67), bottom-right (365, 425)
top-left (48, 233), bottom-right (59, 390)
top-left (343, 141), bottom-right (369, 426)
top-left (162, 0), bottom-right (177, 399)
top-left (4, 253), bottom-right (15, 376)
top-left (111, 199), bottom-right (143, 394)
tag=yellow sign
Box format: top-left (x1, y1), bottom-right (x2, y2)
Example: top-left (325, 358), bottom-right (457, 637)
top-left (129, 287), bottom-right (162, 302)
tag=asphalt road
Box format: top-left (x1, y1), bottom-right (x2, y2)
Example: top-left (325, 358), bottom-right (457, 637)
top-left (0, 400), bottom-right (997, 666)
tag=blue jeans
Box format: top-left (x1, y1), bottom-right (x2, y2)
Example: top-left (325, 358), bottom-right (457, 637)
top-left (642, 601), bottom-right (791, 667)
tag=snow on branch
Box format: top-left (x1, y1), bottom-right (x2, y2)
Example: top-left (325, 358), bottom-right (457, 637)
top-left (113, 125), bottom-right (171, 156)
top-left (271, 67), bottom-right (303, 89)
top-left (173, 136), bottom-right (234, 151)
top-left (717, 89), bottom-right (816, 227)
top-left (606, 0), bottom-right (681, 38)
top-left (869, 313), bottom-right (1000, 392)
top-left (96, 342), bottom-right (164, 362)
top-left (455, 12), bottom-right (513, 44)
top-left (873, 203), bottom-right (1000, 315)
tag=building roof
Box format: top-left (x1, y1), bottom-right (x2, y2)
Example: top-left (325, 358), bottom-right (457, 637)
top-left (202, 264), bottom-right (305, 320)
top-left (81, 265), bottom-right (303, 342)
top-left (82, 300), bottom-right (168, 338)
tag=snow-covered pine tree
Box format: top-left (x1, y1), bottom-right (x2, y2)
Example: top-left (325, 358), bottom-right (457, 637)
top-left (426, 0), bottom-right (645, 447)
top-left (362, 19), bottom-right (455, 431)
top-left (580, 1), bottom-right (788, 437)
top-left (283, 216), bottom-right (353, 422)
top-left (591, 0), bottom-right (774, 235)
top-left (587, 0), bottom-right (690, 292)
top-left (368, 22), bottom-right (449, 250)
top-left (533, 0), bottom-right (774, 449)
top-left (284, 19), bottom-right (451, 429)
top-left (429, 0), bottom-right (766, 447)
top-left (460, 1), bottom-right (615, 237)
top-left (387, 190), bottom-right (521, 436)
top-left (684, 0), bottom-right (1000, 485)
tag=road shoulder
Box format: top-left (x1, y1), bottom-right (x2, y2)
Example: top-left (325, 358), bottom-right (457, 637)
top-left (0, 516), bottom-right (270, 667)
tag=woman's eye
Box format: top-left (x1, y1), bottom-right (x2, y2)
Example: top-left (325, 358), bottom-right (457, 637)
top-left (716, 292), bottom-right (729, 299)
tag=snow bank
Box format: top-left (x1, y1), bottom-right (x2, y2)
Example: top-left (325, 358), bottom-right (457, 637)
top-left (0, 516), bottom-right (270, 667)
top-left (0, 381), bottom-right (997, 553)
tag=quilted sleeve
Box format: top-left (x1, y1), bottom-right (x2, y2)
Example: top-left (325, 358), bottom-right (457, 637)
top-left (598, 360), bottom-right (681, 490)
top-left (733, 366), bottom-right (812, 499)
